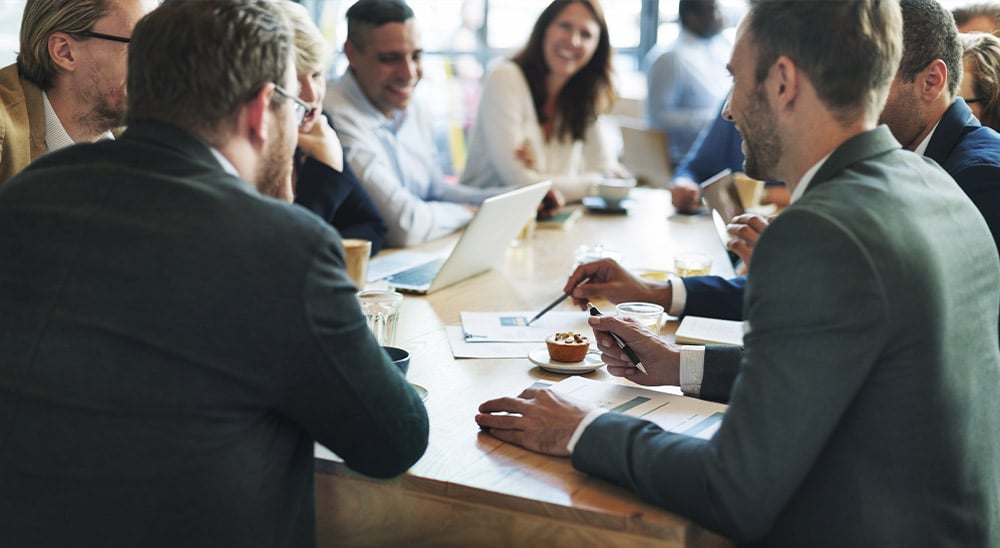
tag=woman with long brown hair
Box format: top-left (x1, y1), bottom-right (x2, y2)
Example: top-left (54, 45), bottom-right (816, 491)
top-left (460, 0), bottom-right (624, 202)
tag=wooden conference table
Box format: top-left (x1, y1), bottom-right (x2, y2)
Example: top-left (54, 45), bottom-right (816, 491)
top-left (314, 188), bottom-right (737, 547)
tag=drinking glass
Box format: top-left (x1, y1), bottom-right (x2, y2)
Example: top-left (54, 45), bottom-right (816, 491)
top-left (358, 289), bottom-right (403, 345)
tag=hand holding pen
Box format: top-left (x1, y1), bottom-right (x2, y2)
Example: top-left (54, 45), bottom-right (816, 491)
top-left (586, 302), bottom-right (648, 375)
top-left (526, 277), bottom-right (590, 326)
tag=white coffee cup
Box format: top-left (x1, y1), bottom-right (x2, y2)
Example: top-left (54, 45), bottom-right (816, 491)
top-left (597, 178), bottom-right (637, 203)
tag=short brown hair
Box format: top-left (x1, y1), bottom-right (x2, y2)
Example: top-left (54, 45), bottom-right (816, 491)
top-left (16, 0), bottom-right (113, 90)
top-left (747, 0), bottom-right (903, 125)
top-left (125, 0), bottom-right (293, 144)
top-left (961, 31), bottom-right (1000, 131)
top-left (512, 0), bottom-right (617, 142)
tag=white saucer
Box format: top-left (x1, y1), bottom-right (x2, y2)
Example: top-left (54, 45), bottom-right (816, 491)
top-left (527, 349), bottom-right (605, 374)
top-left (410, 383), bottom-right (429, 401)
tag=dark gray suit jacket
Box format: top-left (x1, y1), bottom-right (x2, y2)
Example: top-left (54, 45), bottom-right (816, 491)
top-left (0, 121), bottom-right (429, 547)
top-left (573, 127), bottom-right (1000, 545)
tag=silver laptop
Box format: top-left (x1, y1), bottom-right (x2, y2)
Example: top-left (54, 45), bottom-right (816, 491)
top-left (376, 181), bottom-right (552, 294)
top-left (699, 169), bottom-right (745, 270)
top-left (700, 168), bottom-right (743, 225)
top-left (619, 123), bottom-right (672, 188)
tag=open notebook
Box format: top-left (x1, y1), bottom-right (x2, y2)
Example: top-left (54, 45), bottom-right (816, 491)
top-left (372, 181), bottom-right (552, 295)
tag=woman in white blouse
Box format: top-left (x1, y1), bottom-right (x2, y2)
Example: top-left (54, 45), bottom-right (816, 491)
top-left (460, 0), bottom-right (623, 202)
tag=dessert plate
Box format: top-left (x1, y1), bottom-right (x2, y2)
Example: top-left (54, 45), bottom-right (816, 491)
top-left (527, 349), bottom-right (605, 374)
top-left (410, 383), bottom-right (429, 401)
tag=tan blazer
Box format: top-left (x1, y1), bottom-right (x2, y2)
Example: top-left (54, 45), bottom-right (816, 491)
top-left (0, 63), bottom-right (46, 186)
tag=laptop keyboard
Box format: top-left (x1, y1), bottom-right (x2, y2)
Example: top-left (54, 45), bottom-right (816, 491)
top-left (386, 258), bottom-right (446, 286)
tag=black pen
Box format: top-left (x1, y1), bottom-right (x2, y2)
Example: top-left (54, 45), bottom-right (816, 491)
top-left (586, 302), bottom-right (648, 375)
top-left (525, 277), bottom-right (590, 326)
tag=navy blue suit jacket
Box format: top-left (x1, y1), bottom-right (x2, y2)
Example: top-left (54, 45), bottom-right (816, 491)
top-left (925, 97), bottom-right (1000, 247)
top-left (293, 114), bottom-right (387, 254)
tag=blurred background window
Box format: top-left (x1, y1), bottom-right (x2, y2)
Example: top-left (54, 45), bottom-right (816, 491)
top-left (0, 0), bottom-right (978, 175)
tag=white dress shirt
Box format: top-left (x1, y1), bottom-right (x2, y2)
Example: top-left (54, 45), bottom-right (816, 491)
top-left (327, 70), bottom-right (505, 247)
top-left (43, 92), bottom-right (114, 152)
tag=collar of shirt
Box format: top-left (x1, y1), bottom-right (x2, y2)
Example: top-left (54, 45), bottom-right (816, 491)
top-left (912, 119), bottom-right (941, 157)
top-left (789, 151), bottom-right (833, 204)
top-left (341, 69), bottom-right (408, 134)
top-left (208, 147), bottom-right (240, 177)
top-left (42, 92), bottom-right (114, 152)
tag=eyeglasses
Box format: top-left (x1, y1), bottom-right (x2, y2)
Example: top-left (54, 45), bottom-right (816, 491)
top-left (75, 30), bottom-right (130, 44)
top-left (273, 84), bottom-right (311, 126)
top-left (964, 97), bottom-right (983, 105)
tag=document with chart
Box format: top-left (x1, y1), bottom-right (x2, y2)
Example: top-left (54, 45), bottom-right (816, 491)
top-left (549, 376), bottom-right (727, 440)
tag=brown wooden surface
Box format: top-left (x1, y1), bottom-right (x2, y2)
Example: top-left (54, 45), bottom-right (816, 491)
top-left (315, 188), bottom-right (735, 546)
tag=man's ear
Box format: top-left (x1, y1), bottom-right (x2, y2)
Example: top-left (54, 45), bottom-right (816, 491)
top-left (770, 55), bottom-right (800, 111)
top-left (344, 40), bottom-right (360, 68)
top-left (918, 59), bottom-right (948, 101)
top-left (245, 83), bottom-right (275, 146)
top-left (47, 32), bottom-right (77, 73)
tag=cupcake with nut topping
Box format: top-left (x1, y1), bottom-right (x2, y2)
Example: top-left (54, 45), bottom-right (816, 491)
top-left (546, 331), bottom-right (590, 363)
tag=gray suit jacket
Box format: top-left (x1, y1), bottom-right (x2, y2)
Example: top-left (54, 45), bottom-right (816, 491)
top-left (573, 127), bottom-right (1000, 545)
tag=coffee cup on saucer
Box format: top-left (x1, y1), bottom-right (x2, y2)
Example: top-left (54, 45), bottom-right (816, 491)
top-left (596, 178), bottom-right (636, 205)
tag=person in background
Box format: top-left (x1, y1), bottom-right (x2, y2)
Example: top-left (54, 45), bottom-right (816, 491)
top-left (668, 97), bottom-right (789, 213)
top-left (953, 1), bottom-right (1000, 35)
top-left (570, 0), bottom-right (1000, 322)
top-left (478, 1), bottom-right (1000, 543)
top-left (0, 1), bottom-right (428, 545)
top-left (275, 1), bottom-right (387, 254)
top-left (960, 31), bottom-right (1000, 132)
top-left (460, 0), bottom-right (622, 202)
top-left (0, 0), bottom-right (156, 185)
top-left (327, 0), bottom-right (513, 247)
top-left (644, 0), bottom-right (731, 165)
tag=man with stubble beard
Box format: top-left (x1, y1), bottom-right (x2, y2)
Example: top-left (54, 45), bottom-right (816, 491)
top-left (0, 1), bottom-right (428, 546)
top-left (478, 1), bottom-right (1000, 544)
top-left (0, 0), bottom-right (157, 185)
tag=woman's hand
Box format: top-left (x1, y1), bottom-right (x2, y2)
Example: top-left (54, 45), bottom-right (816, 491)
top-left (297, 115), bottom-right (344, 172)
top-left (515, 139), bottom-right (537, 170)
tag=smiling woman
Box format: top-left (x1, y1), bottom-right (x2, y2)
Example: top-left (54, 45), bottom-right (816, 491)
top-left (459, 0), bottom-right (625, 202)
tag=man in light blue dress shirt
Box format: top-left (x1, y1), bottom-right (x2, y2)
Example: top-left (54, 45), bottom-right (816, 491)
top-left (644, 0), bottom-right (732, 164)
top-left (326, 0), bottom-right (506, 247)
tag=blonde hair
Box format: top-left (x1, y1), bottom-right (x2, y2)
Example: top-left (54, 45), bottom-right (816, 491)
top-left (273, 1), bottom-right (329, 74)
top-left (960, 31), bottom-right (1000, 131)
top-left (16, 0), bottom-right (112, 89)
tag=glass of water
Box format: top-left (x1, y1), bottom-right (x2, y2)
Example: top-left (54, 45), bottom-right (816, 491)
top-left (357, 289), bottom-right (403, 345)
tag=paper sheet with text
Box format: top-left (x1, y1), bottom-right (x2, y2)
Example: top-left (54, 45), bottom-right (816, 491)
top-left (460, 310), bottom-right (593, 343)
top-left (549, 376), bottom-right (727, 440)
